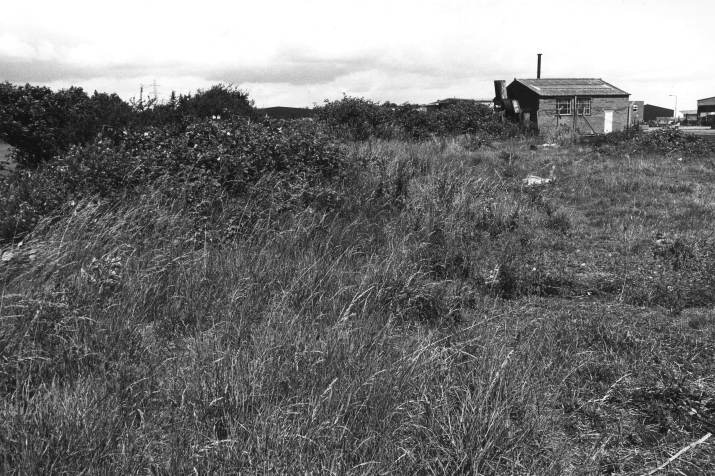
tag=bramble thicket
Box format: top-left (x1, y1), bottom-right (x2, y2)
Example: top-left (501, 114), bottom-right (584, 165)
top-left (0, 86), bottom-right (521, 241)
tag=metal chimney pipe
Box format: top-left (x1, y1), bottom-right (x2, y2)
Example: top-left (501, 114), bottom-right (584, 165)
top-left (537, 53), bottom-right (542, 79)
top-left (494, 80), bottom-right (507, 101)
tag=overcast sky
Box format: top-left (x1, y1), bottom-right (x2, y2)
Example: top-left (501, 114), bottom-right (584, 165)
top-left (1, 0), bottom-right (712, 110)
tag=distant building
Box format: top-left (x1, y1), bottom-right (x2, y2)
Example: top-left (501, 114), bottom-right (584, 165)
top-left (643, 104), bottom-right (674, 123)
top-left (504, 78), bottom-right (630, 133)
top-left (629, 101), bottom-right (644, 126)
top-left (697, 96), bottom-right (715, 123)
top-left (424, 98), bottom-right (493, 111)
top-left (680, 109), bottom-right (698, 125)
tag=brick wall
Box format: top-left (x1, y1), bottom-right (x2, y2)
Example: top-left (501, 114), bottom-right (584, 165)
top-left (536, 97), bottom-right (630, 133)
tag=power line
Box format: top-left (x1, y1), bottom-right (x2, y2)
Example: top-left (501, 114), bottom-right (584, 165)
top-left (139, 80), bottom-right (161, 102)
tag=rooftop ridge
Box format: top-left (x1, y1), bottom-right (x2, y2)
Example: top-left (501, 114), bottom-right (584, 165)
top-left (515, 77), bottom-right (605, 80)
top-left (512, 77), bottom-right (629, 97)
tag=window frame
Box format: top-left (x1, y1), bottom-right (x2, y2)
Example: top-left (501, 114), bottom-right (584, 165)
top-left (556, 98), bottom-right (572, 115)
top-left (576, 98), bottom-right (592, 116)
top-left (555, 97), bottom-right (593, 116)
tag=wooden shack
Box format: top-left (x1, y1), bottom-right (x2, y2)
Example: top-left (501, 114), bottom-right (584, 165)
top-left (505, 78), bottom-right (630, 134)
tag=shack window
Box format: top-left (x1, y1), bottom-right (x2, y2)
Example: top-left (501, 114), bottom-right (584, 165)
top-left (576, 98), bottom-right (591, 115)
top-left (556, 98), bottom-right (572, 115)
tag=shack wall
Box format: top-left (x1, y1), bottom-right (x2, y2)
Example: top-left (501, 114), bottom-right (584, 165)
top-left (536, 96), bottom-right (629, 134)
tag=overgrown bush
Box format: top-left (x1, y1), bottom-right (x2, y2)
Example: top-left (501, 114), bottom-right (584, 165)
top-left (316, 95), bottom-right (522, 141)
top-left (175, 84), bottom-right (255, 120)
top-left (315, 95), bottom-right (393, 140)
top-left (600, 128), bottom-right (715, 157)
top-left (0, 83), bottom-right (137, 166)
top-left (134, 84), bottom-right (257, 127)
top-left (0, 118), bottom-right (348, 242)
top-left (0, 82), bottom-right (257, 167)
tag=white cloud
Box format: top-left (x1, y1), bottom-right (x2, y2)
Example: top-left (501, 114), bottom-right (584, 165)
top-left (0, 34), bottom-right (42, 60)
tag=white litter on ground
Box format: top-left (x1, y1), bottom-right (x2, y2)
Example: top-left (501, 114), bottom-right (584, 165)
top-left (522, 165), bottom-right (556, 187)
top-left (522, 175), bottom-right (552, 186)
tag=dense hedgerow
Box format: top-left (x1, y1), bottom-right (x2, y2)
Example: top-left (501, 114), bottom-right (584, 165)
top-left (0, 118), bottom-right (347, 242)
top-left (315, 95), bottom-right (522, 141)
top-left (599, 127), bottom-right (715, 158)
top-left (315, 96), bottom-right (393, 140)
top-left (0, 82), bottom-right (256, 167)
top-left (394, 101), bottom-right (521, 140)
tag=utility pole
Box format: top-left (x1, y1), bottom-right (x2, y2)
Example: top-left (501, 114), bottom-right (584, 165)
top-left (669, 94), bottom-right (678, 122)
top-left (140, 81), bottom-right (161, 103)
top-left (151, 79), bottom-right (160, 101)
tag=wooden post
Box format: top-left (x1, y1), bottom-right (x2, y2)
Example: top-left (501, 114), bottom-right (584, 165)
top-left (573, 96), bottom-right (577, 134)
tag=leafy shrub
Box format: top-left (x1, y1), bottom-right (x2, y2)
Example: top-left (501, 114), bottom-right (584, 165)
top-left (175, 84), bottom-right (255, 119)
top-left (316, 96), bottom-right (522, 141)
top-left (316, 95), bottom-right (392, 140)
top-left (0, 82), bottom-right (258, 167)
top-left (134, 84), bottom-right (257, 127)
top-left (427, 101), bottom-right (509, 138)
top-left (600, 128), bottom-right (715, 157)
top-left (0, 118), bottom-right (348, 242)
top-left (0, 83), bottom-right (138, 166)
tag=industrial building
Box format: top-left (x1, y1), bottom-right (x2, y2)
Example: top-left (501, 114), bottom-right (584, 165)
top-left (681, 110), bottom-right (698, 125)
top-left (697, 96), bottom-right (715, 125)
top-left (643, 104), bottom-right (674, 123)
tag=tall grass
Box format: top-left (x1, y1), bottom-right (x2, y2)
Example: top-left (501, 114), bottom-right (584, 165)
top-left (1, 138), bottom-right (714, 473)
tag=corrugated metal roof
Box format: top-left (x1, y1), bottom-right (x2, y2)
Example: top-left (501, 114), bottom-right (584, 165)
top-left (698, 96), bottom-right (715, 106)
top-left (513, 78), bottom-right (629, 97)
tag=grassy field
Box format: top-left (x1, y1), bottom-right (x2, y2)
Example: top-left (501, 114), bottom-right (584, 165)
top-left (1, 138), bottom-right (714, 473)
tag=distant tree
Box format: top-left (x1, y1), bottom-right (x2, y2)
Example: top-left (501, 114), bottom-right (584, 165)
top-left (0, 83), bottom-right (91, 166)
top-left (0, 82), bottom-right (143, 166)
top-left (88, 91), bottom-right (135, 131)
top-left (315, 95), bottom-right (391, 140)
top-left (177, 84), bottom-right (255, 119)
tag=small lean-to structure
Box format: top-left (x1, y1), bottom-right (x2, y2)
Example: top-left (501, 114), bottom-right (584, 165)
top-left (503, 78), bottom-right (631, 134)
